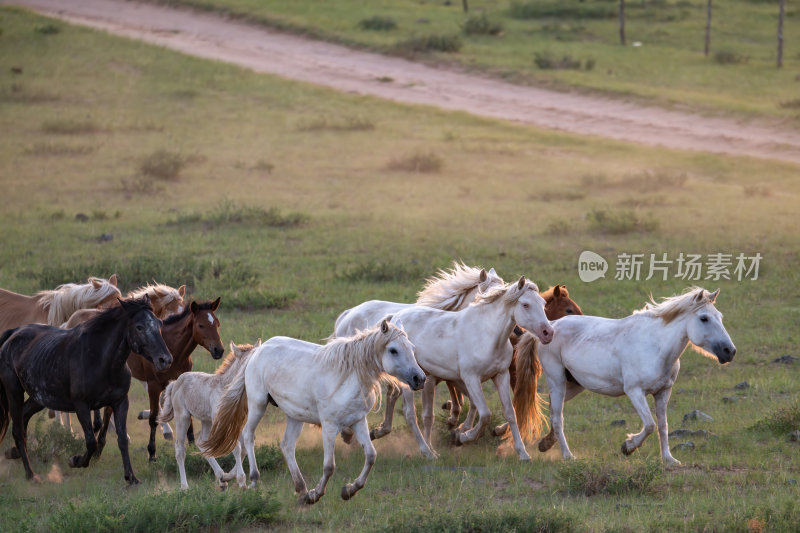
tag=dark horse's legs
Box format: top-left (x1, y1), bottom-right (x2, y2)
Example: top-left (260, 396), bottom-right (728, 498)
top-left (2, 375), bottom-right (41, 481)
top-left (112, 396), bottom-right (139, 484)
top-left (68, 401), bottom-right (98, 469)
top-left (146, 383), bottom-right (160, 461)
top-left (5, 398), bottom-right (46, 460)
top-left (92, 409), bottom-right (103, 434)
top-left (94, 407), bottom-right (114, 459)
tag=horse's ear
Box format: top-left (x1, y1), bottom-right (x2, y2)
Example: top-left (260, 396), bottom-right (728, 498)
top-left (91, 278), bottom-right (102, 289)
top-left (553, 285), bottom-right (561, 297)
top-left (517, 276), bottom-right (526, 290)
top-left (178, 285), bottom-right (186, 298)
top-left (109, 274), bottom-right (118, 287)
top-left (256, 338), bottom-right (262, 346)
top-left (489, 267), bottom-right (497, 276)
top-left (709, 288), bottom-right (720, 303)
top-left (211, 297), bottom-right (221, 311)
top-left (230, 341), bottom-right (239, 356)
top-left (479, 269), bottom-right (487, 282)
top-left (190, 301), bottom-right (198, 313)
top-left (380, 319), bottom-right (389, 334)
top-left (694, 290), bottom-right (705, 303)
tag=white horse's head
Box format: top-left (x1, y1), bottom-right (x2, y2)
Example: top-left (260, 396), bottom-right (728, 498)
top-left (378, 318), bottom-right (426, 391)
top-left (686, 288), bottom-right (737, 364)
top-left (478, 267), bottom-right (504, 294)
top-left (511, 277), bottom-right (554, 344)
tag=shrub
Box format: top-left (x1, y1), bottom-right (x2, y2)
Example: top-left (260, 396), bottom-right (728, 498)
top-left (462, 14), bottom-right (503, 36)
top-left (359, 15), bottom-right (398, 31)
top-left (395, 34), bottom-right (462, 54)
top-left (587, 208), bottom-right (659, 234)
top-left (33, 23), bottom-right (60, 35)
top-left (618, 169), bottom-right (688, 192)
top-left (510, 1), bottom-right (616, 20)
top-left (778, 98), bottom-right (800, 109)
top-left (296, 115), bottom-right (375, 132)
top-left (41, 119), bottom-right (99, 135)
top-left (138, 149), bottom-right (186, 180)
top-left (751, 402), bottom-right (800, 435)
top-left (387, 151), bottom-right (444, 173)
top-left (120, 176), bottom-right (163, 195)
top-left (534, 52), bottom-right (594, 71)
top-left (557, 457), bottom-right (663, 496)
top-left (714, 50), bottom-right (749, 65)
top-left (26, 416), bottom-right (85, 462)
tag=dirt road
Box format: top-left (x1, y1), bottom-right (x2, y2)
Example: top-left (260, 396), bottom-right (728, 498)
top-left (5, 0), bottom-right (800, 165)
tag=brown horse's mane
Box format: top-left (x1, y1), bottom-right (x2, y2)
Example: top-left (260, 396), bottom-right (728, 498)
top-left (541, 285), bottom-right (569, 300)
top-left (215, 344), bottom-right (255, 375)
top-left (162, 300), bottom-right (216, 326)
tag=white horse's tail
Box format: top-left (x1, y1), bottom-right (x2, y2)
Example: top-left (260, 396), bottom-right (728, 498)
top-left (513, 332), bottom-right (548, 443)
top-left (157, 381), bottom-right (176, 425)
top-left (327, 308), bottom-right (352, 341)
top-left (199, 360), bottom-right (249, 458)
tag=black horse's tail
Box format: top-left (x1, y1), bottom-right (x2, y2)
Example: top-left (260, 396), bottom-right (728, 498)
top-left (0, 327), bottom-right (18, 444)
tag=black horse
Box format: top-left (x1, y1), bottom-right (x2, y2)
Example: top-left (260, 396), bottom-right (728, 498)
top-left (0, 295), bottom-right (172, 484)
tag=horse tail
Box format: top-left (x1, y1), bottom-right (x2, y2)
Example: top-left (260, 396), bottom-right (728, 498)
top-left (199, 360), bottom-right (249, 458)
top-left (0, 328), bottom-right (17, 444)
top-left (157, 381), bottom-right (176, 424)
top-left (513, 332), bottom-right (547, 443)
top-left (327, 309), bottom-right (351, 341)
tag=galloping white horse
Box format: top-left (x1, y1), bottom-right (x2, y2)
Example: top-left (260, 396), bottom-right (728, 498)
top-left (333, 262), bottom-right (504, 444)
top-left (391, 277), bottom-right (554, 460)
top-left (538, 287), bottom-right (736, 465)
top-left (200, 319), bottom-right (426, 504)
top-left (158, 341), bottom-right (260, 490)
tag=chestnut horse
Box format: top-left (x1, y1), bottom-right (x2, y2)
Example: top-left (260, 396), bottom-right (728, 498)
top-left (127, 299), bottom-right (224, 461)
top-left (0, 275), bottom-right (120, 332)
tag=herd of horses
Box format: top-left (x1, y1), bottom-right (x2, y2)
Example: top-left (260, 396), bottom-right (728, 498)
top-left (0, 263), bottom-right (736, 505)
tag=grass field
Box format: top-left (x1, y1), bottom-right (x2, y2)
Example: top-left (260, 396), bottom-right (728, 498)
top-left (142, 0), bottom-right (800, 118)
top-left (1, 6), bottom-right (799, 532)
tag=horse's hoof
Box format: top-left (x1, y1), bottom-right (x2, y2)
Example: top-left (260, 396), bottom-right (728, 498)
top-left (441, 400), bottom-right (452, 411)
top-left (148, 456), bottom-right (157, 462)
top-left (68, 455), bottom-right (82, 468)
top-left (219, 481), bottom-right (228, 492)
top-left (493, 424), bottom-right (510, 437)
top-left (163, 433), bottom-right (173, 441)
top-left (127, 476), bottom-right (141, 486)
top-left (5, 447), bottom-right (20, 460)
top-left (299, 490), bottom-right (317, 505)
top-left (341, 484), bottom-right (356, 501)
top-left (621, 441), bottom-right (635, 456)
top-left (538, 438), bottom-right (555, 453)
top-left (137, 411), bottom-right (147, 420)
top-left (30, 474), bottom-right (42, 484)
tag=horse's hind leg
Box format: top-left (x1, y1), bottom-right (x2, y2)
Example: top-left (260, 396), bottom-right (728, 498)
top-left (280, 417), bottom-right (309, 501)
top-left (491, 370), bottom-right (530, 460)
top-left (444, 381), bottom-right (462, 427)
top-left (4, 380), bottom-right (40, 481)
top-left (369, 382), bottom-right (401, 441)
top-left (198, 419), bottom-right (228, 490)
top-left (112, 396), bottom-right (139, 484)
top-left (341, 418), bottom-right (376, 501)
top-left (219, 436), bottom-right (247, 489)
top-left (538, 383), bottom-right (584, 452)
top-left (621, 387), bottom-right (656, 456)
top-left (174, 413), bottom-right (191, 490)
top-left (68, 403), bottom-right (98, 469)
top-left (242, 394), bottom-right (268, 488)
top-left (452, 374), bottom-right (491, 446)
top-left (653, 388), bottom-right (680, 466)
top-left (303, 422), bottom-right (338, 505)
top-left (146, 384), bottom-right (161, 461)
top-left (94, 407), bottom-right (113, 458)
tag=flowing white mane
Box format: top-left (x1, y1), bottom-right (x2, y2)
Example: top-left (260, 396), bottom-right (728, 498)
top-left (416, 262), bottom-right (491, 311)
top-left (317, 323), bottom-right (407, 398)
top-left (634, 287), bottom-right (713, 323)
top-left (472, 279), bottom-right (539, 306)
top-left (37, 277), bottom-right (122, 326)
top-left (214, 344), bottom-right (257, 380)
top-left (128, 282), bottom-right (182, 307)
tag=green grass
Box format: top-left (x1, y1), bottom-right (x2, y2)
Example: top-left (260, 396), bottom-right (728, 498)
top-left (0, 6), bottom-right (799, 532)
top-left (136, 0), bottom-right (800, 118)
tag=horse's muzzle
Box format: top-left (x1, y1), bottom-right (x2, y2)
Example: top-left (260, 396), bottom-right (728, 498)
top-left (154, 353), bottom-right (173, 372)
top-left (536, 324), bottom-right (555, 345)
top-left (714, 342), bottom-right (737, 364)
top-left (212, 346), bottom-right (225, 359)
top-left (407, 372), bottom-right (426, 391)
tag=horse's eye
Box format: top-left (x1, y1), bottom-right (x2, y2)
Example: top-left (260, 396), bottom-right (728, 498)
top-left (700, 316), bottom-right (709, 323)
top-left (566, 308), bottom-right (574, 314)
top-left (136, 325), bottom-right (144, 332)
top-left (522, 303), bottom-right (530, 310)
top-left (198, 324), bottom-right (204, 329)
top-left (389, 348), bottom-right (398, 356)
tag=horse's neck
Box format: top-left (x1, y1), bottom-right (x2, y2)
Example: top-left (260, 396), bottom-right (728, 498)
top-left (81, 320), bottom-right (131, 372)
top-left (163, 315), bottom-right (197, 361)
top-left (640, 314), bottom-right (690, 366)
top-left (465, 298), bottom-right (516, 349)
top-left (453, 286), bottom-right (479, 311)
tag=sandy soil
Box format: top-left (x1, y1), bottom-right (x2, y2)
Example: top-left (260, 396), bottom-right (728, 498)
top-left (5, 0), bottom-right (800, 165)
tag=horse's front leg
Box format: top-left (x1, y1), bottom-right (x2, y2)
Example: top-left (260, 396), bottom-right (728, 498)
top-left (538, 382), bottom-right (584, 452)
top-left (421, 377), bottom-right (437, 444)
top-left (544, 372), bottom-right (575, 459)
top-left (444, 381), bottom-right (463, 426)
top-left (279, 418), bottom-right (308, 501)
top-left (302, 422), bottom-right (338, 505)
top-left (654, 387), bottom-right (680, 466)
top-left (68, 403), bottom-right (98, 468)
top-left (621, 387), bottom-right (656, 456)
top-left (342, 417), bottom-right (376, 501)
top-left (112, 396), bottom-right (139, 484)
top-left (93, 407), bottom-right (113, 458)
top-left (369, 382), bottom-right (401, 440)
top-left (453, 374), bottom-right (491, 446)
top-left (146, 383), bottom-right (160, 461)
top-left (491, 370), bottom-right (530, 460)
top-left (399, 385), bottom-right (438, 459)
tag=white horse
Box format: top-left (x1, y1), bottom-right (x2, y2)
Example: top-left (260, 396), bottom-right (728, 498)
top-left (332, 262), bottom-right (504, 444)
top-left (391, 277), bottom-right (554, 460)
top-left (200, 319), bottom-right (426, 504)
top-left (538, 287), bottom-right (736, 465)
top-left (158, 341), bottom-right (259, 490)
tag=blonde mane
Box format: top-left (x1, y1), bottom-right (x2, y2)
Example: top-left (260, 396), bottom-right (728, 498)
top-left (127, 282), bottom-right (182, 308)
top-left (37, 277), bottom-right (122, 326)
top-left (317, 324), bottom-right (407, 400)
top-left (215, 344), bottom-right (256, 376)
top-left (634, 287), bottom-right (712, 324)
top-left (472, 279), bottom-right (540, 307)
top-left (416, 262), bottom-right (490, 311)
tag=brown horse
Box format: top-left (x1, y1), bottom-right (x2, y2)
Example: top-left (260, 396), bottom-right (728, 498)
top-left (61, 282), bottom-right (185, 328)
top-left (0, 275), bottom-right (120, 332)
top-left (127, 299), bottom-right (224, 461)
top-left (439, 285), bottom-right (583, 439)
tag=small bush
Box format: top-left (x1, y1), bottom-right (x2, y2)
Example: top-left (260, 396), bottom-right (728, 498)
top-left (778, 98), bottom-right (800, 109)
top-left (510, 1), bottom-right (615, 20)
top-left (45, 484), bottom-right (279, 533)
top-left (581, 173), bottom-right (608, 188)
top-left (587, 208), bottom-right (659, 234)
top-left (381, 508), bottom-right (579, 533)
top-left (338, 260), bottom-right (426, 283)
top-left (535, 52), bottom-right (594, 71)
top-left (358, 15), bottom-right (398, 31)
top-left (751, 402), bottom-right (800, 435)
top-left (26, 416), bottom-right (86, 462)
top-left (462, 14), bottom-right (503, 36)
top-left (23, 142), bottom-right (95, 156)
top-left (34, 23), bottom-right (60, 35)
top-left (120, 176), bottom-right (163, 195)
top-left (539, 189), bottom-right (585, 201)
top-left (296, 115), bottom-right (375, 132)
top-left (138, 149), bottom-right (186, 180)
top-left (41, 119), bottom-right (99, 135)
top-left (207, 199), bottom-right (310, 228)
top-left (0, 83), bottom-right (60, 104)
top-left (547, 219), bottom-right (573, 235)
top-left (395, 34), bottom-right (462, 54)
top-left (618, 169), bottom-right (688, 192)
top-left (557, 458), bottom-right (663, 496)
top-left (714, 50), bottom-right (749, 65)
top-left (157, 444), bottom-right (283, 478)
top-left (743, 184), bottom-right (772, 197)
top-left (387, 151), bottom-right (444, 173)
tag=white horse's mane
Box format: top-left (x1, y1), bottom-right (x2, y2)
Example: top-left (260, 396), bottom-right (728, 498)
top-left (127, 282), bottom-right (181, 306)
top-left (214, 344), bottom-right (257, 378)
top-left (472, 279), bottom-right (539, 306)
top-left (634, 287), bottom-right (713, 324)
top-left (415, 261), bottom-right (488, 311)
top-left (37, 277), bottom-right (122, 326)
top-left (317, 323), bottom-right (407, 399)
